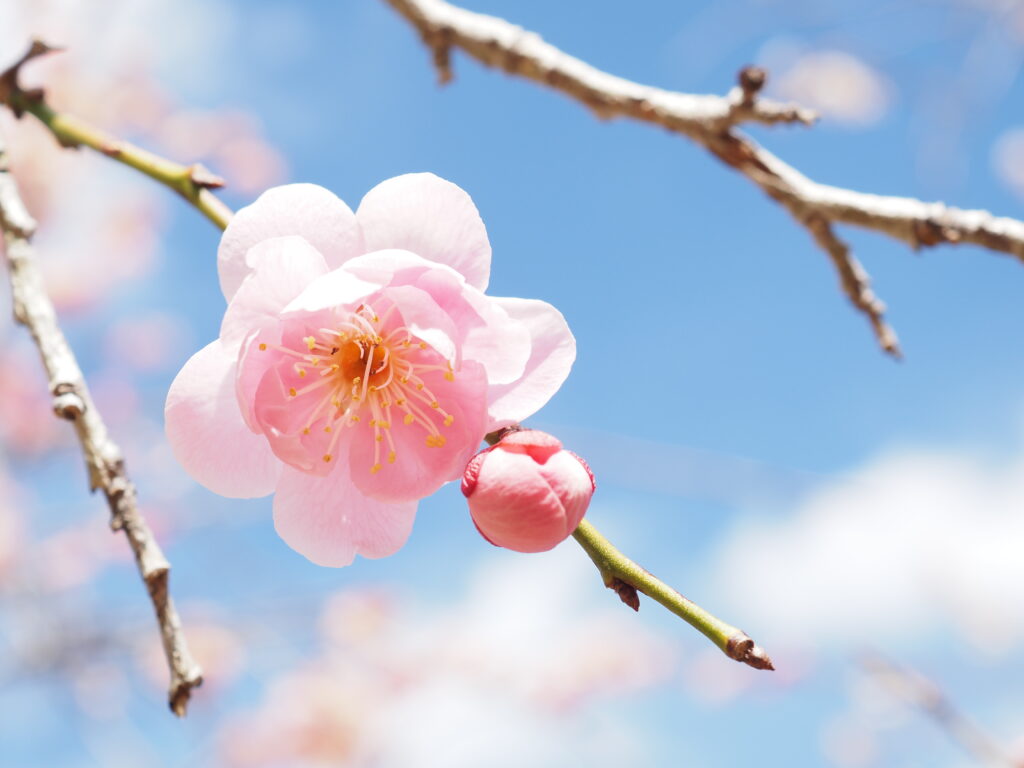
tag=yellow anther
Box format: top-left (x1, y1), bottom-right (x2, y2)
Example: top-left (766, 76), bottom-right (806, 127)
top-left (350, 415), bottom-right (361, 423)
top-left (302, 428), bottom-right (310, 435)
top-left (370, 463), bottom-right (382, 474)
top-left (443, 414), bottom-right (454, 427)
top-left (369, 419), bottom-right (376, 427)
top-left (311, 357), bottom-right (320, 367)
top-left (353, 376), bottom-right (361, 384)
top-left (304, 336), bottom-right (317, 351)
top-left (381, 401), bottom-right (391, 408)
top-left (376, 435), bottom-right (383, 442)
top-left (430, 401), bottom-right (439, 409)
top-left (402, 340), bottom-right (411, 348)
top-left (373, 315), bottom-right (380, 323)
top-left (369, 385), bottom-right (378, 392)
top-left (332, 399), bottom-right (341, 408)
top-left (444, 371), bottom-right (455, 382)
top-left (289, 387), bottom-right (297, 397)
top-left (323, 454), bottom-right (332, 463)
top-left (377, 420), bottom-right (390, 429)
top-left (396, 398), bottom-right (406, 406)
top-left (404, 413), bottom-right (415, 425)
top-left (416, 383), bottom-right (424, 390)
top-left (400, 376), bottom-right (409, 383)
top-left (425, 434), bottom-right (446, 447)
top-left (324, 426), bottom-right (332, 433)
top-left (388, 451), bottom-right (396, 464)
top-left (298, 369), bottom-right (307, 378)
top-left (418, 342), bottom-right (427, 350)
top-left (258, 343), bottom-right (267, 351)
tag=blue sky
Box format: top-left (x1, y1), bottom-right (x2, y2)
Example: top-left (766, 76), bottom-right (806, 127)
top-left (3, 1), bottom-right (1024, 766)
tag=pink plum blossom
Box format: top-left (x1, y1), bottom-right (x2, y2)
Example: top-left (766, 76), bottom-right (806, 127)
top-left (462, 430), bottom-right (594, 553)
top-left (165, 174), bottom-right (575, 566)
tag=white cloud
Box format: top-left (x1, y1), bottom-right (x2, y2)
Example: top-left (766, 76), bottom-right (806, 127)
top-left (992, 127), bottom-right (1024, 201)
top-left (222, 547), bottom-right (676, 767)
top-left (710, 442), bottom-right (1024, 656)
top-left (759, 40), bottom-right (894, 127)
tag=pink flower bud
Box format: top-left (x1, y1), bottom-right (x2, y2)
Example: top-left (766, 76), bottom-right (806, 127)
top-left (461, 430), bottom-right (595, 553)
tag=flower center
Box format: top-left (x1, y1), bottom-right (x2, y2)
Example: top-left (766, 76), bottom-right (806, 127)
top-left (260, 303), bottom-right (455, 473)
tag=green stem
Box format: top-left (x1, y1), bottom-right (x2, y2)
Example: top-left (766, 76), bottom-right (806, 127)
top-left (572, 518), bottom-right (774, 670)
top-left (9, 92), bottom-right (232, 231)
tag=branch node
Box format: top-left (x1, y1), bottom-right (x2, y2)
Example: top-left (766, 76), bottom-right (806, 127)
top-left (423, 25), bottom-right (454, 84)
top-left (737, 65), bottom-right (767, 99)
top-left (605, 576), bottom-right (641, 611)
top-left (726, 631), bottom-right (776, 670)
top-left (52, 390), bottom-right (85, 420)
top-left (188, 163), bottom-right (226, 189)
top-left (0, 38), bottom-right (63, 116)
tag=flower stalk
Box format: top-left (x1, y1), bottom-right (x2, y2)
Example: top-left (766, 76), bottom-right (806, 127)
top-left (572, 519), bottom-right (774, 670)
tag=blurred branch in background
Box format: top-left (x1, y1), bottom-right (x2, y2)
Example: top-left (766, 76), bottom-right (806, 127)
top-left (0, 40), bottom-right (233, 231)
top-left (860, 651), bottom-right (1023, 768)
top-left (0, 137), bottom-right (203, 716)
top-left (384, 0), bottom-right (1024, 359)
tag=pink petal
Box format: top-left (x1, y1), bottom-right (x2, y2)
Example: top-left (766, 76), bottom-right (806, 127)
top-left (348, 361), bottom-right (489, 503)
top-left (485, 298), bottom-right (576, 429)
top-left (251, 342), bottom-right (350, 476)
top-left (273, 465), bottom-right (418, 566)
top-left (356, 173), bottom-right (491, 291)
top-left (344, 251), bottom-right (530, 384)
top-left (218, 184), bottom-right (364, 301)
top-left (220, 236), bottom-right (328, 349)
top-left (165, 340), bottom-right (280, 498)
top-left (409, 268), bottom-right (530, 385)
top-left (379, 284), bottom-right (458, 362)
top-left (282, 264), bottom-right (383, 316)
top-left (340, 248), bottom-right (446, 286)
top-left (469, 448), bottom-right (590, 553)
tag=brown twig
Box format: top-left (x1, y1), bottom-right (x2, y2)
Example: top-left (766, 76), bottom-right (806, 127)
top-left (383, 0), bottom-right (1024, 357)
top-left (0, 139), bottom-right (203, 715)
top-left (860, 652), bottom-right (1021, 768)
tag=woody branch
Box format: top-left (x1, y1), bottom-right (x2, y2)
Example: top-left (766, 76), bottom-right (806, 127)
top-left (0, 138), bottom-right (203, 716)
top-left (383, 0), bottom-right (1024, 358)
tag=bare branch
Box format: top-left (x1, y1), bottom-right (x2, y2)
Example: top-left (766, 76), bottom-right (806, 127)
top-left (383, 0), bottom-right (1024, 356)
top-left (860, 652), bottom-right (1022, 768)
top-left (0, 139), bottom-right (203, 716)
top-left (385, 0), bottom-right (815, 130)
